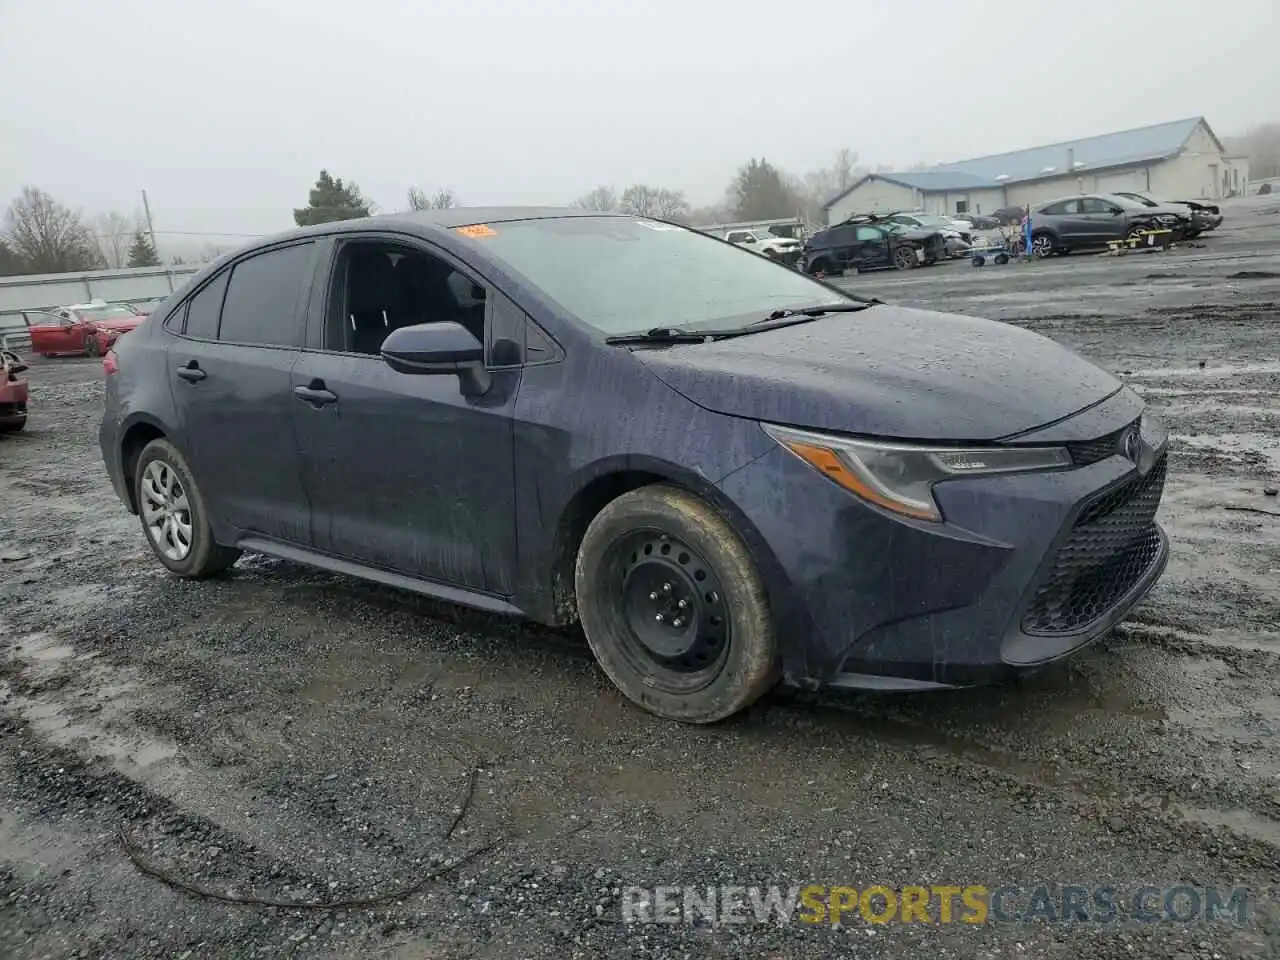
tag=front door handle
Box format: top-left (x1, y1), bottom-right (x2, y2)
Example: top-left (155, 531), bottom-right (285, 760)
top-left (175, 362), bottom-right (206, 383)
top-left (294, 381), bottom-right (338, 406)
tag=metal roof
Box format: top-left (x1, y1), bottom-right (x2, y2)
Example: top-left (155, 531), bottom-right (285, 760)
top-left (823, 117), bottom-right (1214, 209)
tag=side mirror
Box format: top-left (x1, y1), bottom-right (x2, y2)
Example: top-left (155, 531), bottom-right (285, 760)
top-left (381, 321), bottom-right (491, 395)
top-left (1110, 208), bottom-right (1123, 215)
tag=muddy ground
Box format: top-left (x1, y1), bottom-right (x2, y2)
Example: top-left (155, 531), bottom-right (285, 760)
top-left (1, 197), bottom-right (1278, 960)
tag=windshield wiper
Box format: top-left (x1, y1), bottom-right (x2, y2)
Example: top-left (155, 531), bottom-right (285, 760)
top-left (750, 301), bottom-right (879, 325)
top-left (604, 327), bottom-right (726, 345)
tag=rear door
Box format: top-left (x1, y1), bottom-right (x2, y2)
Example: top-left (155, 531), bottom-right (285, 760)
top-left (1079, 197), bottom-right (1122, 243)
top-left (166, 241), bottom-right (318, 544)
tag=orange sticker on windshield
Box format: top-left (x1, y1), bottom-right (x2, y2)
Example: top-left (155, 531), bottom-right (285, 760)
top-left (455, 224), bottom-right (497, 238)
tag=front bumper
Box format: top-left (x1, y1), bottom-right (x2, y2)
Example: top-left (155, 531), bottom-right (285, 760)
top-left (717, 406), bottom-right (1170, 690)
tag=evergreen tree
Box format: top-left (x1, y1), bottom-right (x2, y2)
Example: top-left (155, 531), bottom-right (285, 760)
top-left (126, 229), bottom-right (161, 267)
top-left (730, 158), bottom-right (800, 221)
top-left (293, 170), bottom-right (371, 226)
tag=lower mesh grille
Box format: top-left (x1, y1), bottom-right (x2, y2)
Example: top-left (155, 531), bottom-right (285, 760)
top-left (1022, 455), bottom-right (1167, 635)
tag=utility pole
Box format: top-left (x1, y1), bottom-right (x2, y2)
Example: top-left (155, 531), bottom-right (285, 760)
top-left (140, 189), bottom-right (158, 257)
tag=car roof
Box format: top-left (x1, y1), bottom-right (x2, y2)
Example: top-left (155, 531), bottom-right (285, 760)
top-left (275, 206), bottom-right (614, 242)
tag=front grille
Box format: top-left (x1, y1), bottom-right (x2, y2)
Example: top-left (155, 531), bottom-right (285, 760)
top-left (1066, 418), bottom-right (1139, 466)
top-left (1022, 454), bottom-right (1167, 635)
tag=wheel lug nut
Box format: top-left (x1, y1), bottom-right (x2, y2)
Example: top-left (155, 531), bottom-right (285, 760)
top-left (648, 592), bottom-right (658, 600)
top-left (655, 613), bottom-right (664, 622)
top-left (672, 618), bottom-right (683, 628)
top-left (677, 599), bottom-right (687, 609)
top-left (663, 582), bottom-right (672, 592)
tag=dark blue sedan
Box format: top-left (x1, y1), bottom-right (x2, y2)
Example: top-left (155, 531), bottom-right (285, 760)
top-left (98, 208), bottom-right (1170, 722)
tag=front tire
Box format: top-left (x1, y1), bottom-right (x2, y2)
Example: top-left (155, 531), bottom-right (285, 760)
top-left (134, 438), bottom-right (240, 578)
top-left (84, 335), bottom-right (101, 358)
top-left (575, 485), bottom-right (778, 723)
top-left (1030, 232), bottom-right (1056, 258)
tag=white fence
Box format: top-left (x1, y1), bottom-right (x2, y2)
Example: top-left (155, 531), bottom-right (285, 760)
top-left (0, 264), bottom-right (202, 337)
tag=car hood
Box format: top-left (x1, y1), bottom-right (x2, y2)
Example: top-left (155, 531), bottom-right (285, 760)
top-left (634, 305), bottom-right (1122, 441)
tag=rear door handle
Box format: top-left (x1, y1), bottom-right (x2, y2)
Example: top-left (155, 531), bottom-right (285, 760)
top-left (175, 363), bottom-right (206, 382)
top-left (294, 382), bottom-right (338, 406)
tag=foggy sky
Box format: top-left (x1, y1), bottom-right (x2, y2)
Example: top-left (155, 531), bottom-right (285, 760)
top-left (1, 0), bottom-right (1274, 241)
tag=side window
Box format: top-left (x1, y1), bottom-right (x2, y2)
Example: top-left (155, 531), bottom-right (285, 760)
top-left (1039, 201), bottom-right (1068, 216)
top-left (1080, 197), bottom-right (1111, 214)
top-left (325, 242), bottom-right (491, 360)
top-left (726, 231), bottom-right (749, 243)
top-left (218, 243), bottom-right (314, 347)
top-left (856, 226), bottom-right (884, 242)
top-left (182, 271), bottom-right (230, 340)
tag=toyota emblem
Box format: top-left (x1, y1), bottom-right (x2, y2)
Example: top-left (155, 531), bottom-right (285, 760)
top-left (1120, 428), bottom-right (1140, 462)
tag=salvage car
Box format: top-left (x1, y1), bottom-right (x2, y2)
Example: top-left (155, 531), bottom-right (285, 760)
top-left (1, 348), bottom-right (29, 433)
top-left (1111, 192), bottom-right (1223, 237)
top-left (26, 301), bottom-right (148, 358)
top-left (803, 215), bottom-right (947, 275)
top-left (1027, 194), bottom-right (1192, 257)
top-left (99, 208), bottom-right (1170, 723)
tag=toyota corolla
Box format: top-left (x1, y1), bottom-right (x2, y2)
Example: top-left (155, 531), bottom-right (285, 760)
top-left (98, 208), bottom-right (1169, 723)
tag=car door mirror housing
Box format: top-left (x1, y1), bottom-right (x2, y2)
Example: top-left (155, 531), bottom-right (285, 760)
top-left (381, 321), bottom-right (483, 373)
top-left (381, 321), bottom-right (492, 396)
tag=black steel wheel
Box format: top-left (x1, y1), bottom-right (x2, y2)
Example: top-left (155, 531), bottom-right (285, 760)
top-left (84, 334), bottom-right (101, 358)
top-left (575, 485), bottom-right (778, 723)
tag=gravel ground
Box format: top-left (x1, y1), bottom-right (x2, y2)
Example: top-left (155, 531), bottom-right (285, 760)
top-left (1, 197), bottom-right (1278, 959)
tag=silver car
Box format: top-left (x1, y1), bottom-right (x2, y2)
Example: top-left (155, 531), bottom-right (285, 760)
top-left (1027, 194), bottom-right (1190, 257)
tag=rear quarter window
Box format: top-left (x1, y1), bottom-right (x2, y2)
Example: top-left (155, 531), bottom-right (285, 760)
top-left (182, 272), bottom-right (230, 340)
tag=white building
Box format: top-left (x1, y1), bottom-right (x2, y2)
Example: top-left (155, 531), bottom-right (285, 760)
top-left (823, 117), bottom-right (1249, 225)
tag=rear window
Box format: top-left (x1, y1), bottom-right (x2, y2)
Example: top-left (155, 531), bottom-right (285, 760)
top-left (468, 216), bottom-right (852, 336)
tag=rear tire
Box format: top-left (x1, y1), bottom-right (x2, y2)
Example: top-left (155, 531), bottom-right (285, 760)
top-left (84, 335), bottom-right (101, 358)
top-left (134, 438), bottom-right (240, 578)
top-left (575, 485), bottom-right (779, 723)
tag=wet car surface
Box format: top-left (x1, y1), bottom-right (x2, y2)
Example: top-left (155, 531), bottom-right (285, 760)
top-left (1, 195), bottom-right (1278, 958)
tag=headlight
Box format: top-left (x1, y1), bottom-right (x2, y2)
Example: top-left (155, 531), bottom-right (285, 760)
top-left (762, 423), bottom-right (1072, 522)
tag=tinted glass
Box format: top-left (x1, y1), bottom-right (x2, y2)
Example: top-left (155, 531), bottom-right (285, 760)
top-left (855, 227), bottom-right (883, 241)
top-left (183, 271), bottom-right (229, 340)
top-left (218, 243), bottom-right (314, 346)
top-left (472, 217), bottom-right (857, 335)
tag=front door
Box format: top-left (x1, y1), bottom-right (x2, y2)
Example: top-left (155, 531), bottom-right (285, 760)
top-left (166, 242), bottom-right (317, 544)
top-left (290, 237), bottom-right (519, 595)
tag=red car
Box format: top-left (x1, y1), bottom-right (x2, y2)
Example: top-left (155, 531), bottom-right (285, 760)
top-left (25, 301), bottom-right (147, 358)
top-left (0, 349), bottom-right (28, 433)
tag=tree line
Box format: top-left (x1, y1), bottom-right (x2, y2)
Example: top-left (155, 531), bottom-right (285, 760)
top-left (1, 187), bottom-right (161, 277)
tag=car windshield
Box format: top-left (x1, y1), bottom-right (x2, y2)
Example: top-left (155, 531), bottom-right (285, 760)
top-left (1117, 194), bottom-right (1157, 207)
top-left (471, 216), bottom-right (861, 336)
top-left (79, 306), bottom-right (137, 321)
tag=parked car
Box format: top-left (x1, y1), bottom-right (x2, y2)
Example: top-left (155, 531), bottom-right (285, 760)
top-left (884, 212), bottom-right (974, 245)
top-left (99, 208), bottom-right (1170, 723)
top-left (992, 206), bottom-right (1028, 226)
top-left (26, 301), bottom-right (148, 358)
top-left (1111, 192), bottom-right (1223, 237)
top-left (717, 228), bottom-right (803, 267)
top-left (1027, 194), bottom-right (1191, 257)
top-left (803, 215), bottom-right (947, 274)
top-left (0, 348), bottom-right (29, 433)
top-left (959, 213), bottom-right (1002, 230)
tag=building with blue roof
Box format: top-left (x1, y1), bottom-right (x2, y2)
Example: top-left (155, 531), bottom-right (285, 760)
top-left (823, 117), bottom-right (1249, 225)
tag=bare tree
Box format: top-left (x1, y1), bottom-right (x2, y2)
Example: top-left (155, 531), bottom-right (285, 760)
top-left (570, 185), bottom-right (619, 211)
top-left (1225, 123), bottom-right (1280, 181)
top-left (94, 211), bottom-right (133, 268)
top-left (3, 187), bottom-right (104, 274)
top-left (651, 188), bottom-right (690, 221)
top-left (407, 186), bottom-right (457, 211)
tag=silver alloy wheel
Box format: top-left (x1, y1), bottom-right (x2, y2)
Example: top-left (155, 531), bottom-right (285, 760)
top-left (1032, 235), bottom-right (1054, 258)
top-left (140, 459), bottom-right (193, 561)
